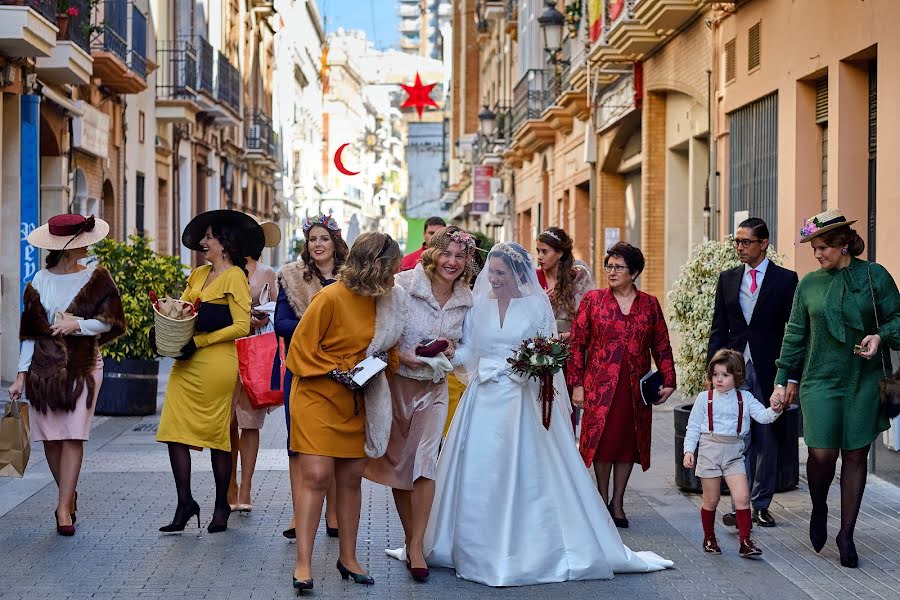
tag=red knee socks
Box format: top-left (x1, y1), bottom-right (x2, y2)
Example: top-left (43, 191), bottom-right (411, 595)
top-left (736, 508), bottom-right (752, 539)
top-left (701, 508), bottom-right (716, 537)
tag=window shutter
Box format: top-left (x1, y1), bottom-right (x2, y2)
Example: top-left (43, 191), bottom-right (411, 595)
top-left (725, 39), bottom-right (736, 83)
top-left (748, 22), bottom-right (761, 71)
top-left (815, 77), bottom-right (828, 124)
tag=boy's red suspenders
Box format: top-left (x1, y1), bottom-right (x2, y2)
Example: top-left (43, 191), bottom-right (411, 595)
top-left (707, 389), bottom-right (743, 434)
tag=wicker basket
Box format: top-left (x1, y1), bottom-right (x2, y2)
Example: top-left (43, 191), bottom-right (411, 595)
top-left (153, 301), bottom-right (197, 358)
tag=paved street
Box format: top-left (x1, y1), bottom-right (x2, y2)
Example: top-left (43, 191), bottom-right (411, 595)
top-left (2, 363), bottom-right (900, 599)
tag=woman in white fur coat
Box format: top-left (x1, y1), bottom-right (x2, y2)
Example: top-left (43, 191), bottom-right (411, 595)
top-left (365, 226), bottom-right (475, 582)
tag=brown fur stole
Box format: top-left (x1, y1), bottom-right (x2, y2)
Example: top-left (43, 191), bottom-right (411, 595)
top-left (20, 267), bottom-right (126, 413)
top-left (277, 261), bottom-right (324, 318)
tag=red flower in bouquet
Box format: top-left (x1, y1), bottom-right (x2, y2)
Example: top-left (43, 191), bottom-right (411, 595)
top-left (507, 335), bottom-right (570, 429)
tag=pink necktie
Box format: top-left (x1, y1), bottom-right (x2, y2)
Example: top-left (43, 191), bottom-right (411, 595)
top-left (749, 269), bottom-right (758, 294)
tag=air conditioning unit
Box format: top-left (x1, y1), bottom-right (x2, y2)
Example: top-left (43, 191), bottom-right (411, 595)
top-left (492, 192), bottom-right (508, 214)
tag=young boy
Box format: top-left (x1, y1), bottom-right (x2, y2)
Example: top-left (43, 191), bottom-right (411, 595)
top-left (683, 349), bottom-right (784, 557)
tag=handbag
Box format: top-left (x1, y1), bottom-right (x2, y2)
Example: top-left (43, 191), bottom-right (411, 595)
top-left (0, 399), bottom-right (31, 478)
top-left (236, 331), bottom-right (285, 409)
top-left (866, 264), bottom-right (900, 419)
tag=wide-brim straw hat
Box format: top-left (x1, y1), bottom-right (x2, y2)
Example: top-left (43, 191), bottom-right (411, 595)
top-left (182, 210), bottom-right (264, 256)
top-left (799, 209), bottom-right (858, 243)
top-left (260, 221), bottom-right (282, 248)
top-left (27, 214), bottom-right (110, 250)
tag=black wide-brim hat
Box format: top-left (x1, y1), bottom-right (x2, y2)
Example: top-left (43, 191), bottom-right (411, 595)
top-left (182, 210), bottom-right (265, 257)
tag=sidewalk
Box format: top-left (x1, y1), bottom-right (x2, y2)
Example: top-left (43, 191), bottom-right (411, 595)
top-left (2, 371), bottom-right (899, 599)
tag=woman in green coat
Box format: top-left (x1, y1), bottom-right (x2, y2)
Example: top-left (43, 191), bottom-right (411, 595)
top-left (772, 209), bottom-right (900, 570)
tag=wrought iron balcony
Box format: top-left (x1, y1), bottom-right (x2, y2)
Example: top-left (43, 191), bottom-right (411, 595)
top-left (195, 36), bottom-right (214, 96)
top-left (0, 0), bottom-right (55, 23)
top-left (246, 112), bottom-right (275, 158)
top-left (216, 51), bottom-right (241, 114)
top-left (59, 0), bottom-right (91, 52)
top-left (129, 3), bottom-right (147, 78)
top-left (89, 0), bottom-right (146, 92)
top-left (156, 40), bottom-right (197, 99)
top-left (93, 0), bottom-right (127, 64)
top-left (512, 69), bottom-right (555, 134)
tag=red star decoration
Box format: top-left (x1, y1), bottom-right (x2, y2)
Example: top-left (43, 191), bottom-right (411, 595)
top-left (400, 73), bottom-right (438, 119)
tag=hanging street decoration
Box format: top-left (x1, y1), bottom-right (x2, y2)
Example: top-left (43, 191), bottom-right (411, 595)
top-left (333, 143), bottom-right (360, 176)
top-left (400, 72), bottom-right (439, 119)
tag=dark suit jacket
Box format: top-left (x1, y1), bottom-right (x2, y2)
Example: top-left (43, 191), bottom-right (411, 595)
top-left (707, 261), bottom-right (799, 402)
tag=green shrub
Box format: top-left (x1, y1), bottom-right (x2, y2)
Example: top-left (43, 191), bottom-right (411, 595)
top-left (91, 235), bottom-right (188, 361)
top-left (666, 236), bottom-right (784, 398)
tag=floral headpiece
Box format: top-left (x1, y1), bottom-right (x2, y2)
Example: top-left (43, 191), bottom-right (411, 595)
top-left (799, 209), bottom-right (857, 243)
top-left (302, 213), bottom-right (341, 237)
top-left (800, 218), bottom-right (820, 239)
top-left (492, 242), bottom-right (530, 266)
top-left (446, 229), bottom-right (477, 255)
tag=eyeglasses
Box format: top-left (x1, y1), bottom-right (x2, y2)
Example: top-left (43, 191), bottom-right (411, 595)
top-left (604, 265), bottom-right (628, 273)
top-left (733, 239), bottom-right (762, 248)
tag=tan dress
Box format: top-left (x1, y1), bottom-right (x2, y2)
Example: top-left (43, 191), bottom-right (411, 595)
top-left (286, 282), bottom-right (399, 457)
top-left (232, 262), bottom-right (278, 429)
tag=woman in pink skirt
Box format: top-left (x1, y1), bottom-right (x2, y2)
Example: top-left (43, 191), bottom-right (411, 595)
top-left (364, 226), bottom-right (474, 581)
top-left (8, 214), bottom-right (125, 536)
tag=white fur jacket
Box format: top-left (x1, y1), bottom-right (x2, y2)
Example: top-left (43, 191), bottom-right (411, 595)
top-left (394, 264), bottom-right (473, 379)
top-left (364, 284), bottom-right (407, 458)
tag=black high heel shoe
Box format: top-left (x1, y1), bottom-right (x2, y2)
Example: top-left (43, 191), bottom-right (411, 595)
top-left (207, 506), bottom-right (232, 533)
top-left (836, 534), bottom-right (859, 568)
top-left (282, 527), bottom-right (296, 539)
top-left (159, 500), bottom-right (201, 533)
top-left (809, 504), bottom-right (828, 553)
top-left (336, 560), bottom-right (374, 585)
top-left (326, 526), bottom-right (339, 538)
top-left (608, 503), bottom-right (629, 529)
top-left (71, 490), bottom-right (78, 524)
top-left (292, 577), bottom-right (314, 591)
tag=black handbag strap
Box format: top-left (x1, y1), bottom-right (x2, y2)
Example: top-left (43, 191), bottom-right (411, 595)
top-left (866, 263), bottom-right (890, 378)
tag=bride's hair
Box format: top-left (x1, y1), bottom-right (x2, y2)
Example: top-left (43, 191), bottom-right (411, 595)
top-left (490, 242), bottom-right (532, 284)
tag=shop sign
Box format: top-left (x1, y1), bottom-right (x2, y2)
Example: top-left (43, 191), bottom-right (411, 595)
top-left (471, 165), bottom-right (493, 214)
top-left (72, 101), bottom-right (110, 159)
top-left (596, 75), bottom-right (635, 133)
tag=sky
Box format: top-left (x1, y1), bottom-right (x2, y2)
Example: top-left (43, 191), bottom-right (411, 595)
top-left (319, 0), bottom-right (400, 51)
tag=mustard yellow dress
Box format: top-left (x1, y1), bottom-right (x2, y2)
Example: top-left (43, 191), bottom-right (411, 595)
top-left (286, 282), bottom-right (399, 458)
top-left (157, 265), bottom-right (251, 451)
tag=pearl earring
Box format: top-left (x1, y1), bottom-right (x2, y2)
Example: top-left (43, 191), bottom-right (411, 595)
top-left (841, 248), bottom-right (848, 255)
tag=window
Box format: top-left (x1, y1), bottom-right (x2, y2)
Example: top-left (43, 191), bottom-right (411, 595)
top-left (729, 93), bottom-right (778, 240)
top-left (135, 173), bottom-right (145, 236)
top-left (748, 22), bottom-right (761, 71)
top-left (815, 77), bottom-right (828, 211)
top-left (138, 111), bottom-right (145, 144)
top-left (725, 39), bottom-right (736, 83)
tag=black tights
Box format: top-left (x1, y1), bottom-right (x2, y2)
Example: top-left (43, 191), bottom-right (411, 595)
top-left (806, 445), bottom-right (869, 542)
top-left (167, 442), bottom-right (232, 524)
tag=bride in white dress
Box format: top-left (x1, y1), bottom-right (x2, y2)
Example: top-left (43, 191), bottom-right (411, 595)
top-left (422, 242), bottom-right (673, 586)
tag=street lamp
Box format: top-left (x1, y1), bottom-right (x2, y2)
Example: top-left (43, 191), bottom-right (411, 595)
top-left (439, 164), bottom-right (449, 190)
top-left (478, 105), bottom-right (497, 139)
top-left (538, 0), bottom-right (566, 59)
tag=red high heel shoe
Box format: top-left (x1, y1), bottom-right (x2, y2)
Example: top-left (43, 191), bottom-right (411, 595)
top-left (55, 512), bottom-right (75, 536)
top-left (406, 557), bottom-right (429, 582)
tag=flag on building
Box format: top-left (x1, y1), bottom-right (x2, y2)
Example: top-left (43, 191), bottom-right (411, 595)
top-left (588, 0), bottom-right (603, 43)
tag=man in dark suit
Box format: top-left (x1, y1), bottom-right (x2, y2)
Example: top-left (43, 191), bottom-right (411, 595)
top-left (708, 218), bottom-right (799, 528)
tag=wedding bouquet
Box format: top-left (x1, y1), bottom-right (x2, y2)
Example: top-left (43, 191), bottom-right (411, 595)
top-left (507, 335), bottom-right (570, 430)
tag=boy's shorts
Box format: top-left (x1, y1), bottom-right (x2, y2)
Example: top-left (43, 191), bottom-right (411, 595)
top-left (695, 433), bottom-right (746, 478)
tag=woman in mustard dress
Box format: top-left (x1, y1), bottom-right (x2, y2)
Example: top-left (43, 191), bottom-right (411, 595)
top-left (287, 232), bottom-right (402, 591)
top-left (155, 210), bottom-right (262, 534)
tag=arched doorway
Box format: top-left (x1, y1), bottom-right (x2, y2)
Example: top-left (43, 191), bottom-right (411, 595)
top-left (102, 179), bottom-right (117, 239)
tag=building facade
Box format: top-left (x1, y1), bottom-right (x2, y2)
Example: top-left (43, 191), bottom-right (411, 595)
top-left (399, 0), bottom-right (452, 59)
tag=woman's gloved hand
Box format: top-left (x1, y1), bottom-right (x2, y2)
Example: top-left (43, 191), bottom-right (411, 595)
top-left (176, 338), bottom-right (198, 361)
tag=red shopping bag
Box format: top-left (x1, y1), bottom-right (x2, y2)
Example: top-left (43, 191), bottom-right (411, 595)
top-left (236, 331), bottom-right (285, 409)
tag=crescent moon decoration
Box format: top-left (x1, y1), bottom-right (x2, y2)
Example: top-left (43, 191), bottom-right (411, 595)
top-left (333, 143), bottom-right (360, 176)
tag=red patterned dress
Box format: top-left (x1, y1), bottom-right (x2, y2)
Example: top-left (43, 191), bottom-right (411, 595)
top-left (568, 288), bottom-right (676, 471)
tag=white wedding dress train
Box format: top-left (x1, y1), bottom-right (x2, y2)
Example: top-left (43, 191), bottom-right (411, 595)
top-left (422, 295), bottom-right (673, 586)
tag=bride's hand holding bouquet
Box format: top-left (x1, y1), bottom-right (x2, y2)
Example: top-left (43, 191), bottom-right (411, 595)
top-left (507, 335), bottom-right (570, 429)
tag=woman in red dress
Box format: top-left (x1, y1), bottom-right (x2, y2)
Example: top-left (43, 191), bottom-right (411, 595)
top-left (569, 242), bottom-right (676, 528)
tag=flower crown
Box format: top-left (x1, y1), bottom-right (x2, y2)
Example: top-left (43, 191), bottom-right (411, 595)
top-left (492, 242), bottom-right (530, 266)
top-left (302, 213), bottom-right (341, 236)
top-left (446, 229), bottom-right (476, 254)
top-left (541, 229), bottom-right (562, 242)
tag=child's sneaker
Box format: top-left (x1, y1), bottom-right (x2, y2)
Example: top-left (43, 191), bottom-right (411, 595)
top-left (739, 537), bottom-right (762, 558)
top-left (703, 535), bottom-right (721, 554)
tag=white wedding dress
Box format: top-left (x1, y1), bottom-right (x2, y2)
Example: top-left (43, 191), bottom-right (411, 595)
top-left (421, 243), bottom-right (673, 587)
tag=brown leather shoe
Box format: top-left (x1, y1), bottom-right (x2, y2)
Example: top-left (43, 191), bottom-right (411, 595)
top-left (739, 537), bottom-right (762, 558)
top-left (703, 536), bottom-right (721, 554)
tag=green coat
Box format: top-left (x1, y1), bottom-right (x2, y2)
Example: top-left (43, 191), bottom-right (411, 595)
top-left (775, 258), bottom-right (900, 449)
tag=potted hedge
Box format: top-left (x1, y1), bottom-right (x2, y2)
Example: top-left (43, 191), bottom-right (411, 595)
top-left (667, 237), bottom-right (799, 493)
top-left (91, 235), bottom-right (187, 416)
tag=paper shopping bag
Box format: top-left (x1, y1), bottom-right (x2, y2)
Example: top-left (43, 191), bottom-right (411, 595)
top-left (0, 399), bottom-right (31, 478)
top-left (236, 331), bottom-right (285, 409)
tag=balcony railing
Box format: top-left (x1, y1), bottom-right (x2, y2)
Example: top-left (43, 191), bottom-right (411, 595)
top-left (156, 39), bottom-right (197, 99)
top-left (92, 0), bottom-right (128, 64)
top-left (0, 0), bottom-right (55, 23)
top-left (195, 36), bottom-right (214, 95)
top-left (512, 69), bottom-right (554, 133)
top-left (216, 51), bottom-right (240, 113)
top-left (246, 112), bottom-right (276, 157)
top-left (62, 0), bottom-right (91, 52)
top-left (129, 4), bottom-right (147, 78)
top-left (506, 0), bottom-right (516, 22)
